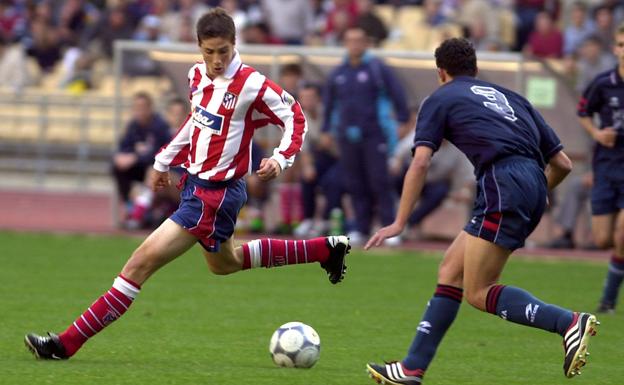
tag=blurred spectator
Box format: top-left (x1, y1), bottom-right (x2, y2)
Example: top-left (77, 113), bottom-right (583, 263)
top-left (466, 17), bottom-right (506, 52)
top-left (546, 171), bottom-right (593, 249)
top-left (125, 96), bottom-right (189, 230)
top-left (220, 0), bottom-right (248, 38)
top-left (0, 0), bottom-right (24, 41)
top-left (134, 14), bottom-right (169, 42)
top-left (563, 1), bottom-right (595, 57)
top-left (278, 62), bottom-right (303, 96)
top-left (423, 0), bottom-right (447, 27)
top-left (574, 34), bottom-right (617, 94)
top-left (324, 0), bottom-right (359, 45)
top-left (262, 0), bottom-right (315, 45)
top-left (159, 0), bottom-right (209, 43)
top-left (592, 5), bottom-right (616, 52)
top-left (276, 62), bottom-right (305, 233)
top-left (23, 4), bottom-right (62, 73)
top-left (0, 31), bottom-right (32, 92)
top-left (294, 82), bottom-right (343, 237)
top-left (112, 92), bottom-right (171, 215)
top-left (390, 138), bottom-right (473, 240)
top-left (57, 0), bottom-right (98, 48)
top-left (0, 33), bottom-right (31, 91)
top-left (514, 0), bottom-right (559, 51)
top-left (355, 0), bottom-right (388, 47)
top-left (306, 0), bottom-right (330, 45)
top-left (524, 11), bottom-right (563, 58)
top-left (241, 21), bottom-right (282, 44)
top-left (88, 5), bottom-right (133, 59)
top-left (322, 26), bottom-right (410, 246)
top-left (454, 0), bottom-right (506, 50)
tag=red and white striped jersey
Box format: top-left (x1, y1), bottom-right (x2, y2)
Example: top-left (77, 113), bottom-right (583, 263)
top-left (154, 51), bottom-right (307, 181)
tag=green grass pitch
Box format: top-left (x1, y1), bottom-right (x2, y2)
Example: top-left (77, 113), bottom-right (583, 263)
top-left (1, 231), bottom-right (623, 385)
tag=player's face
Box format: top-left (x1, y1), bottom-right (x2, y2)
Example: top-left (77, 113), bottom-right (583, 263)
top-left (199, 37), bottom-right (234, 79)
top-left (614, 33), bottom-right (624, 65)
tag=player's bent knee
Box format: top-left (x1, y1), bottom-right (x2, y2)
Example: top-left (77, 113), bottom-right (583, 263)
top-left (464, 289), bottom-right (487, 311)
top-left (206, 263), bottom-right (238, 275)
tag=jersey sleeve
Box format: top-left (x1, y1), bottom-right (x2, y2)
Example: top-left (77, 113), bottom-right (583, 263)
top-left (411, 95), bottom-right (446, 154)
top-left (529, 105), bottom-right (563, 162)
top-left (153, 114), bottom-right (192, 172)
top-left (577, 78), bottom-right (602, 118)
top-left (257, 78), bottom-right (307, 171)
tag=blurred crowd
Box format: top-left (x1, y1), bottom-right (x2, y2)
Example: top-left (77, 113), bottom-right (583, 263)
top-left (2, 0), bottom-right (622, 247)
top-left (1, 1), bottom-right (624, 92)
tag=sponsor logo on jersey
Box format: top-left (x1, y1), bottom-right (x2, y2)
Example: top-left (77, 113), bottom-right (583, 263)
top-left (193, 105), bottom-right (224, 134)
top-left (222, 91), bottom-right (238, 110)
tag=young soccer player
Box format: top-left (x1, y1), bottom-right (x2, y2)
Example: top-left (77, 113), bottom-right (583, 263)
top-left (364, 38), bottom-right (598, 384)
top-left (578, 24), bottom-right (624, 314)
top-left (24, 8), bottom-right (350, 360)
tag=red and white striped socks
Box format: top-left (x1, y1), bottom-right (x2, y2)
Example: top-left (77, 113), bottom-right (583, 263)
top-left (58, 275), bottom-right (140, 356)
top-left (241, 238), bottom-right (329, 269)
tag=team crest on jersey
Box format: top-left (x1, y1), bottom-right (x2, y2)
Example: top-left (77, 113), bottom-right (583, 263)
top-left (222, 92), bottom-right (238, 110)
top-left (193, 105), bottom-right (224, 134)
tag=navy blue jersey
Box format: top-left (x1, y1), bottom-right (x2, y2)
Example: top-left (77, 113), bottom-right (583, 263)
top-left (413, 76), bottom-right (562, 177)
top-left (577, 67), bottom-right (624, 176)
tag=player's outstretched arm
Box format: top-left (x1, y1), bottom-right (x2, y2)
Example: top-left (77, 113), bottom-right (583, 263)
top-left (545, 150), bottom-right (572, 191)
top-left (365, 146), bottom-right (433, 250)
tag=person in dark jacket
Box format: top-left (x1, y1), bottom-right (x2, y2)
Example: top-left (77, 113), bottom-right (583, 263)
top-left (322, 26), bottom-right (409, 245)
top-left (112, 92), bottom-right (170, 207)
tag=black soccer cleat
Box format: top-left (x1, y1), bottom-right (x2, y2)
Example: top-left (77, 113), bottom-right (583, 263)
top-left (321, 235), bottom-right (350, 284)
top-left (596, 302), bottom-right (615, 314)
top-left (24, 332), bottom-right (68, 360)
top-left (562, 312), bottom-right (599, 378)
top-left (366, 361), bottom-right (423, 385)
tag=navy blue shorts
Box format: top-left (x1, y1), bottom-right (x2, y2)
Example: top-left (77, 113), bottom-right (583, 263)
top-left (464, 157), bottom-right (547, 251)
top-left (590, 173), bottom-right (624, 215)
top-left (170, 174), bottom-right (247, 252)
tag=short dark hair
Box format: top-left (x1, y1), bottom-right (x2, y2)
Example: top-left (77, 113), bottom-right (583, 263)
top-left (133, 91), bottom-right (153, 106)
top-left (280, 63), bottom-right (303, 77)
top-left (196, 8), bottom-right (236, 44)
top-left (434, 38), bottom-right (478, 77)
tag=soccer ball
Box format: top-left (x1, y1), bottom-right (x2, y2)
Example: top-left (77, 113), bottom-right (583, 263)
top-left (269, 322), bottom-right (321, 368)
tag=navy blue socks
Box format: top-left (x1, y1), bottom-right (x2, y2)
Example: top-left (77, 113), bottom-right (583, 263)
top-left (486, 285), bottom-right (573, 336)
top-left (402, 285), bottom-right (462, 374)
top-left (600, 255), bottom-right (624, 307)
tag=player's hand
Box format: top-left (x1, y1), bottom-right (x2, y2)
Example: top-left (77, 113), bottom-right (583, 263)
top-left (113, 153), bottom-right (138, 171)
top-left (151, 170), bottom-right (171, 192)
top-left (256, 158), bottom-right (282, 181)
top-left (593, 127), bottom-right (617, 148)
top-left (302, 164), bottom-right (316, 182)
top-left (364, 222), bottom-right (404, 250)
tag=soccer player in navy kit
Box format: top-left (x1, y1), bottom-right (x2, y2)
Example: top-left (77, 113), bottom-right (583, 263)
top-left (578, 24), bottom-right (624, 314)
top-left (24, 8), bottom-right (350, 361)
top-left (365, 38), bottom-right (598, 384)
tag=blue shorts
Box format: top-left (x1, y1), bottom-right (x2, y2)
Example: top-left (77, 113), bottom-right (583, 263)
top-left (170, 174), bottom-right (247, 252)
top-left (591, 173), bottom-right (624, 215)
top-left (464, 157), bottom-right (547, 251)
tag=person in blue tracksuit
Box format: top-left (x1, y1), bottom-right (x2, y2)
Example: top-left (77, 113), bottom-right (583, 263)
top-left (322, 26), bottom-right (409, 244)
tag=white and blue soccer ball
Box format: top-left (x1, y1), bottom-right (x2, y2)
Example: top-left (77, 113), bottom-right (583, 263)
top-left (269, 321), bottom-right (321, 368)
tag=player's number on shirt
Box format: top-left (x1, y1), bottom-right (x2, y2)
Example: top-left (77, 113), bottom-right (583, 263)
top-left (470, 86), bottom-right (518, 122)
